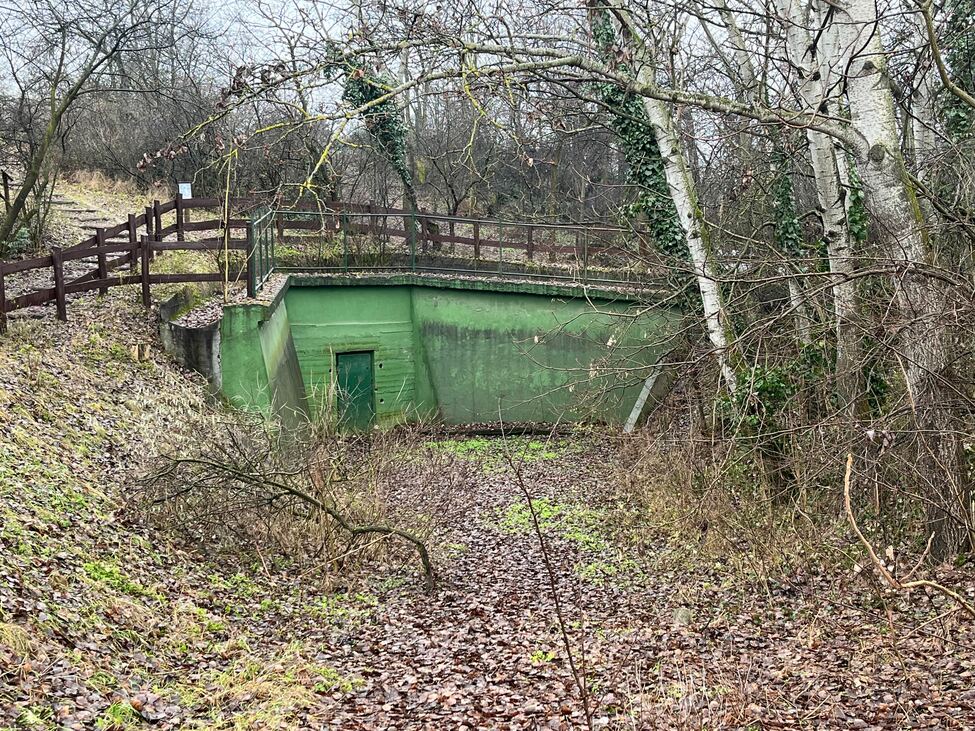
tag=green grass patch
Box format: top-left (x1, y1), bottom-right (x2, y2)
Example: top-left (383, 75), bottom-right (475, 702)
top-left (306, 592), bottom-right (377, 625)
top-left (94, 702), bottom-right (140, 731)
top-left (427, 436), bottom-right (577, 472)
top-left (498, 497), bottom-right (609, 552)
top-left (83, 560), bottom-right (161, 601)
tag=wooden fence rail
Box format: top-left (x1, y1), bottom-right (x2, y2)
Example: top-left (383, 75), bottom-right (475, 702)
top-left (0, 195), bottom-right (254, 333)
top-left (0, 197), bottom-right (652, 334)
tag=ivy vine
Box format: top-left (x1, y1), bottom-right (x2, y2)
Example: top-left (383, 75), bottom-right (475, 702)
top-left (846, 158), bottom-right (869, 246)
top-left (591, 10), bottom-right (686, 260)
top-left (770, 144), bottom-right (805, 262)
top-left (343, 65), bottom-right (414, 198)
top-left (943, 0), bottom-right (975, 138)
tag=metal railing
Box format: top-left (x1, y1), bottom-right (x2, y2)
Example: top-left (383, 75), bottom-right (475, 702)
top-left (247, 204), bottom-right (660, 294)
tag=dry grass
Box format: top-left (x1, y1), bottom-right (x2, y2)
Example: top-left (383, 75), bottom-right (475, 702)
top-left (140, 417), bottom-right (459, 583)
top-left (610, 425), bottom-right (848, 584)
top-left (0, 621), bottom-right (34, 656)
top-left (65, 169), bottom-right (170, 202)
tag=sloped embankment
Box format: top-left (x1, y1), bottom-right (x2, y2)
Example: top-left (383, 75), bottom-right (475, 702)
top-left (0, 292), bottom-right (374, 729)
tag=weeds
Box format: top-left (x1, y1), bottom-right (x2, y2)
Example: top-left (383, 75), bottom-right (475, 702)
top-left (83, 560), bottom-right (161, 601)
top-left (429, 436), bottom-right (574, 472)
top-left (499, 497), bottom-right (609, 552)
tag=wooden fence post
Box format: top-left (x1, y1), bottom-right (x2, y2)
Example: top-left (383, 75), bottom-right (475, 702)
top-left (128, 214), bottom-right (138, 273)
top-left (140, 236), bottom-right (152, 308)
top-left (582, 232), bottom-right (589, 281)
top-left (175, 194), bottom-right (185, 242)
top-left (51, 246), bottom-right (67, 322)
top-left (473, 221), bottom-right (481, 261)
top-left (153, 200), bottom-right (162, 241)
top-left (145, 205), bottom-right (154, 246)
top-left (0, 266), bottom-right (7, 335)
top-left (526, 226), bottom-right (534, 261)
top-left (418, 210), bottom-right (428, 254)
top-left (95, 228), bottom-right (109, 295)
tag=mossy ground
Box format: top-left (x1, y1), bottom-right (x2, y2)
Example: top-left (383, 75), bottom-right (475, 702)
top-left (0, 293), bottom-right (373, 730)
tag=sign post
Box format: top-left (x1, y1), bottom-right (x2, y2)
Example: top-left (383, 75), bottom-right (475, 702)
top-left (177, 182), bottom-right (192, 225)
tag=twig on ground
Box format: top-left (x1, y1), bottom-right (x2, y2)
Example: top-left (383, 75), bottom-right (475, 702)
top-left (843, 453), bottom-right (975, 620)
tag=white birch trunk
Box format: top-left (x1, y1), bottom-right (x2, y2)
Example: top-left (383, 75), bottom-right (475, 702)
top-left (788, 277), bottom-right (812, 345)
top-left (777, 0), bottom-right (864, 413)
top-left (604, 0), bottom-right (739, 392)
top-left (839, 0), bottom-right (972, 556)
top-left (908, 10), bottom-right (938, 168)
top-left (634, 63), bottom-right (738, 392)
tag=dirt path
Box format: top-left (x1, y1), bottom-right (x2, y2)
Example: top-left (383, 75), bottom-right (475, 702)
top-left (301, 441), bottom-right (975, 730)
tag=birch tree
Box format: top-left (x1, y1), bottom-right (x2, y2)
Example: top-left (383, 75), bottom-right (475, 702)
top-left (775, 0), bottom-right (865, 416)
top-left (595, 0), bottom-right (740, 392)
top-left (836, 0), bottom-right (972, 556)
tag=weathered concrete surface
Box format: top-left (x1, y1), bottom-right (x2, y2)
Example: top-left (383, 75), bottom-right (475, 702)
top-left (158, 287), bottom-right (221, 389)
top-left (182, 273), bottom-right (683, 427)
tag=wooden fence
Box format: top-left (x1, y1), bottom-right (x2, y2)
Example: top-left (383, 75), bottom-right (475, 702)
top-left (0, 197), bottom-right (654, 333)
top-left (0, 195), bottom-right (255, 333)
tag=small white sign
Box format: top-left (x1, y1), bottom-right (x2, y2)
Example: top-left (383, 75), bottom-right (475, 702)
top-left (177, 182), bottom-right (192, 199)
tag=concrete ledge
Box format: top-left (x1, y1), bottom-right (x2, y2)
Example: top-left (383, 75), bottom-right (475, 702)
top-left (279, 271), bottom-right (662, 303)
top-left (158, 288), bottom-right (222, 389)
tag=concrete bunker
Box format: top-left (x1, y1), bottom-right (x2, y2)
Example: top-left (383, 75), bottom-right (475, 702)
top-left (175, 274), bottom-right (682, 428)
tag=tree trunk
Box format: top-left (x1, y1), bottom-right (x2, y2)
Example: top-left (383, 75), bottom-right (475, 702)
top-left (840, 0), bottom-right (972, 557)
top-left (635, 76), bottom-right (738, 392)
top-left (777, 0), bottom-right (866, 416)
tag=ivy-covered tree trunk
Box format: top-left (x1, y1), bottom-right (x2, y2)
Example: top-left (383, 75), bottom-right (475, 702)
top-left (343, 65), bottom-right (419, 216)
top-left (592, 1), bottom-right (739, 393)
top-left (839, 0), bottom-right (973, 558)
top-left (770, 145), bottom-right (812, 345)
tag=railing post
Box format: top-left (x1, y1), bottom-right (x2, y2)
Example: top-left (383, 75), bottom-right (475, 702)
top-left (50, 246), bottom-right (67, 322)
top-left (498, 224), bottom-right (503, 275)
top-left (341, 213), bottom-right (349, 272)
top-left (153, 200), bottom-right (162, 242)
top-left (526, 225), bottom-right (534, 261)
top-left (95, 228), bottom-right (109, 295)
top-left (409, 212), bottom-right (417, 272)
top-left (0, 265), bottom-right (7, 335)
top-left (473, 221), bottom-right (481, 263)
top-left (140, 236), bottom-right (152, 308)
top-left (246, 220), bottom-right (256, 298)
top-left (583, 232), bottom-right (589, 282)
top-left (144, 205), bottom-right (154, 242)
top-left (127, 213), bottom-right (138, 273)
top-left (175, 194), bottom-right (185, 242)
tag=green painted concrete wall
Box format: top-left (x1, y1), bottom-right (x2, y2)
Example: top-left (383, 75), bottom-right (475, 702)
top-left (220, 277), bottom-right (681, 426)
top-left (410, 287), bottom-right (674, 423)
top-left (285, 286), bottom-right (423, 425)
top-left (220, 298), bottom-right (308, 425)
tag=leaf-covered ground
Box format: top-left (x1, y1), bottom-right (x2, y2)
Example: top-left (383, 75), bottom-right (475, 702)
top-left (2, 290), bottom-right (975, 730)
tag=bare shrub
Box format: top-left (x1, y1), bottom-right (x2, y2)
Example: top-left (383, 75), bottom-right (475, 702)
top-left (138, 414), bottom-right (461, 588)
top-left (609, 404), bottom-right (849, 582)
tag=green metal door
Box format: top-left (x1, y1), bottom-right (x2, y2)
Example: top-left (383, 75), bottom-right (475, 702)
top-left (335, 351), bottom-right (374, 429)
